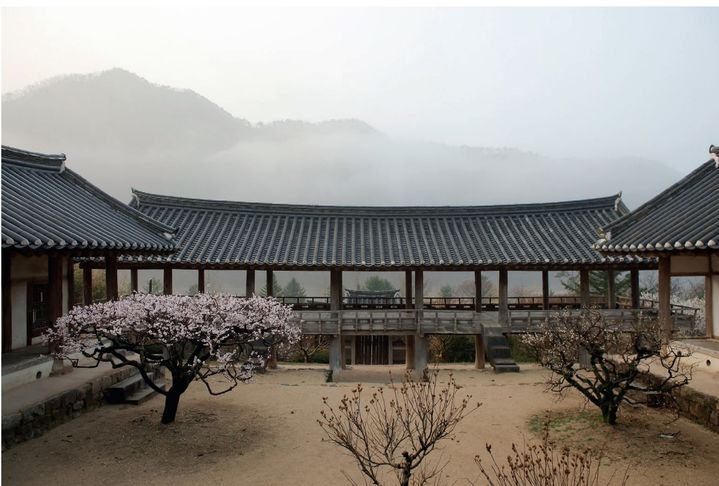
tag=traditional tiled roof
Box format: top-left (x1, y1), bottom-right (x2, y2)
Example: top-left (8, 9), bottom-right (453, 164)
top-left (594, 157), bottom-right (719, 253)
top-left (2, 146), bottom-right (177, 253)
top-left (127, 190), bottom-right (645, 269)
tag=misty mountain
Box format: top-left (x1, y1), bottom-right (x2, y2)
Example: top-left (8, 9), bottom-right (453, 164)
top-left (2, 68), bottom-right (682, 208)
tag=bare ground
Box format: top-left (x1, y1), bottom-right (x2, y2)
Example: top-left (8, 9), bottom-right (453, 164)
top-left (2, 364), bottom-right (718, 485)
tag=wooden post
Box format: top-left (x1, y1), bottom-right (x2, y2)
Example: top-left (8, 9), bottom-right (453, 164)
top-left (83, 266), bottom-right (92, 304)
top-left (474, 270), bottom-right (483, 312)
top-left (474, 335), bottom-right (485, 369)
top-left (705, 275), bottom-right (713, 337)
top-left (658, 257), bottom-right (672, 341)
top-left (47, 254), bottom-right (63, 333)
top-left (66, 257), bottom-right (75, 311)
top-left (198, 269), bottom-right (205, 293)
top-left (405, 335), bottom-right (415, 370)
top-left (266, 270), bottom-right (273, 297)
top-left (2, 251), bottom-right (12, 352)
top-left (105, 254), bottom-right (118, 301)
top-left (415, 270), bottom-right (424, 314)
top-left (405, 270), bottom-right (413, 309)
top-left (130, 268), bottom-right (138, 293)
top-left (542, 270), bottom-right (550, 310)
top-left (579, 269), bottom-right (590, 307)
top-left (330, 270), bottom-right (344, 371)
top-left (498, 269), bottom-right (509, 325)
top-left (163, 266), bottom-right (173, 295)
top-left (606, 270), bottom-right (616, 309)
top-left (246, 269), bottom-right (256, 296)
top-left (630, 269), bottom-right (640, 308)
top-left (48, 255), bottom-right (64, 370)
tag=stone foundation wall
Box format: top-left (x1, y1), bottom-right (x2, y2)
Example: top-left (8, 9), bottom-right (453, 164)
top-left (640, 372), bottom-right (719, 433)
top-left (2, 366), bottom-right (138, 450)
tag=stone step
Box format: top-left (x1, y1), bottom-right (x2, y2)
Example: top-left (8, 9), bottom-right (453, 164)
top-left (488, 345), bottom-right (512, 360)
top-left (492, 359), bottom-right (521, 373)
top-left (125, 380), bottom-right (166, 405)
top-left (104, 368), bottom-right (164, 404)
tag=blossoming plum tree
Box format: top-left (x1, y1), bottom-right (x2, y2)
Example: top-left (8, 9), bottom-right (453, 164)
top-left (523, 307), bottom-right (692, 425)
top-left (46, 293), bottom-right (299, 424)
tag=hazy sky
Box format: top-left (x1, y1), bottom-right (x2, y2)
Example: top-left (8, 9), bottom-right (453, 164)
top-left (2, 7), bottom-right (718, 170)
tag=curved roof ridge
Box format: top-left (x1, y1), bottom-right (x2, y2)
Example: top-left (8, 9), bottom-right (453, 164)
top-left (131, 188), bottom-right (623, 216)
top-left (2, 145), bottom-right (66, 171)
top-left (601, 159), bottom-right (714, 238)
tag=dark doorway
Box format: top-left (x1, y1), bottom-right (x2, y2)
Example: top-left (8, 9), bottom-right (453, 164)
top-left (27, 283), bottom-right (50, 344)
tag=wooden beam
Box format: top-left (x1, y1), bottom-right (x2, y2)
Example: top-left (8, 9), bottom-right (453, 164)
top-left (579, 269), bottom-right (590, 307)
top-left (130, 268), bottom-right (138, 293)
top-left (658, 257), bottom-right (672, 341)
top-left (498, 269), bottom-right (509, 324)
top-left (198, 269), bottom-right (205, 293)
top-left (265, 270), bottom-right (273, 297)
top-left (83, 266), bottom-right (92, 304)
top-left (474, 271), bottom-right (482, 312)
top-left (163, 266), bottom-right (173, 295)
top-left (630, 269), bottom-right (640, 308)
top-left (246, 269), bottom-right (256, 296)
top-left (474, 335), bottom-right (485, 369)
top-left (542, 270), bottom-right (549, 310)
top-left (66, 257), bottom-right (75, 311)
top-left (405, 270), bottom-right (413, 309)
top-left (606, 270), bottom-right (616, 309)
top-left (105, 254), bottom-right (118, 301)
top-left (2, 251), bottom-right (12, 352)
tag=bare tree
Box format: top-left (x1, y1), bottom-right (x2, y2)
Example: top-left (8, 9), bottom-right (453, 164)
top-left (523, 308), bottom-right (692, 425)
top-left (294, 334), bottom-right (330, 363)
top-left (318, 370), bottom-right (481, 486)
top-left (475, 427), bottom-right (628, 485)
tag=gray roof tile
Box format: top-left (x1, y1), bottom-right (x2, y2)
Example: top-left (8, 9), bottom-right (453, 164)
top-left (127, 190), bottom-right (644, 269)
top-left (2, 146), bottom-right (177, 253)
top-left (595, 159), bottom-right (719, 253)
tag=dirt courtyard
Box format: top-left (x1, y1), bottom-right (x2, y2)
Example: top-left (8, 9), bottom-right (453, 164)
top-left (3, 364), bottom-right (718, 485)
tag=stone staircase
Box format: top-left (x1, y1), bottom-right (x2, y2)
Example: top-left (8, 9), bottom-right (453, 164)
top-left (104, 366), bottom-right (166, 405)
top-left (484, 330), bottom-right (520, 373)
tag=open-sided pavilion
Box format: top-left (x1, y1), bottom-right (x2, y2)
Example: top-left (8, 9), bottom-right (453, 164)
top-left (81, 189), bottom-right (657, 374)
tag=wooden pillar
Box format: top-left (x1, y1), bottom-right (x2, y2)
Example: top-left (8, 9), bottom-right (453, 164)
top-left (498, 269), bottom-right (509, 325)
top-left (47, 254), bottom-right (63, 327)
top-left (105, 254), bottom-right (118, 301)
top-left (330, 270), bottom-right (343, 310)
top-left (266, 270), bottom-right (273, 297)
top-left (579, 269), bottom-right (590, 307)
top-left (130, 268), bottom-right (138, 293)
top-left (405, 270), bottom-right (413, 309)
top-left (606, 270), bottom-right (616, 309)
top-left (541, 270), bottom-right (550, 310)
top-left (66, 257), bottom-right (75, 311)
top-left (246, 269), bottom-right (256, 296)
top-left (474, 270), bottom-right (483, 312)
top-left (658, 257), bottom-right (672, 341)
top-left (630, 269), bottom-right (640, 308)
top-left (163, 266), bottom-right (173, 295)
top-left (330, 270), bottom-right (344, 371)
top-left (2, 251), bottom-right (12, 352)
top-left (83, 266), bottom-right (92, 304)
top-left (198, 269), bottom-right (205, 293)
top-left (405, 335), bottom-right (415, 370)
top-left (705, 275), bottom-right (713, 337)
top-left (474, 335), bottom-right (485, 369)
top-left (414, 270), bottom-right (424, 314)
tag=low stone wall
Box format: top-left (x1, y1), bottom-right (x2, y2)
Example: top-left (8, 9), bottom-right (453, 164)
top-left (640, 372), bottom-right (719, 433)
top-left (2, 366), bottom-right (138, 450)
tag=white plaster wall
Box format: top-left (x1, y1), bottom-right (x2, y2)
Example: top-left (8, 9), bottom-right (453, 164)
top-left (10, 281), bottom-right (27, 349)
top-left (8, 254), bottom-right (69, 351)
